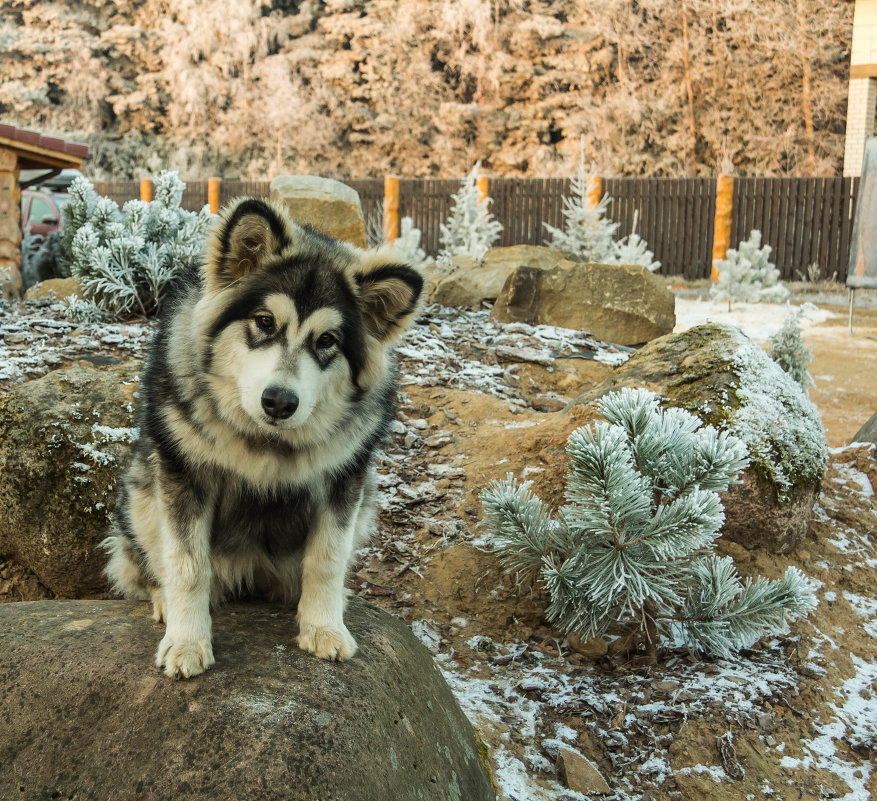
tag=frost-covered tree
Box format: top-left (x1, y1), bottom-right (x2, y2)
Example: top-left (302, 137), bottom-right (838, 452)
top-left (392, 217), bottom-right (429, 269)
top-left (769, 305), bottom-right (815, 390)
top-left (481, 388), bottom-right (817, 664)
top-left (609, 210), bottom-right (661, 272)
top-left (61, 172), bottom-right (214, 321)
top-left (543, 149), bottom-right (619, 262)
top-left (438, 163), bottom-right (503, 262)
top-left (711, 230), bottom-right (790, 310)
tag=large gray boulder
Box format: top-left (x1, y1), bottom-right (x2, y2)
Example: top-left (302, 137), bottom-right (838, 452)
top-left (270, 175), bottom-right (368, 248)
top-left (0, 362), bottom-right (140, 597)
top-left (491, 260), bottom-right (675, 346)
top-left (431, 245), bottom-right (570, 308)
top-left (0, 598), bottom-right (495, 801)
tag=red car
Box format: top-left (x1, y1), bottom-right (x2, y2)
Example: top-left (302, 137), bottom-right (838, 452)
top-left (20, 189), bottom-right (69, 240)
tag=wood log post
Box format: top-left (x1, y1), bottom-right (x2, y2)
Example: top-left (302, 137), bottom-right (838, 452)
top-left (476, 174), bottom-right (489, 203)
top-left (711, 174), bottom-right (735, 281)
top-left (140, 179), bottom-right (153, 203)
top-left (585, 175), bottom-right (603, 210)
top-left (207, 177), bottom-right (221, 214)
top-left (384, 176), bottom-right (400, 243)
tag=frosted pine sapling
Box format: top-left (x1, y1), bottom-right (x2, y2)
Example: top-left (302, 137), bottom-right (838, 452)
top-left (543, 150), bottom-right (618, 262)
top-left (481, 388), bottom-right (817, 664)
top-left (61, 171), bottom-right (214, 321)
top-left (609, 210), bottom-right (660, 272)
top-left (710, 230), bottom-right (789, 310)
top-left (438, 163), bottom-right (503, 262)
top-left (769, 305), bottom-right (815, 390)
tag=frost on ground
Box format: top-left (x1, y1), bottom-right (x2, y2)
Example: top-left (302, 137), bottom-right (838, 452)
top-left (0, 300), bottom-right (152, 388)
top-left (359, 308), bottom-right (876, 801)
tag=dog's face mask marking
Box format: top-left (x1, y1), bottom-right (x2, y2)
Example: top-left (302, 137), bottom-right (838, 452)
top-left (234, 300), bottom-right (347, 430)
top-left (199, 199), bottom-right (424, 438)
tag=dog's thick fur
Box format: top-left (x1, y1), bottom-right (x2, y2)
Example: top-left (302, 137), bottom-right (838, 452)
top-left (102, 198), bottom-right (423, 678)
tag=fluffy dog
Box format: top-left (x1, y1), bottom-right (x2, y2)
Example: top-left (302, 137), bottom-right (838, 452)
top-left (102, 197), bottom-right (423, 678)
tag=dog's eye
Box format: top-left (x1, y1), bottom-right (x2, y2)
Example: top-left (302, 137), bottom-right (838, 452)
top-left (315, 332), bottom-right (336, 349)
top-left (255, 315), bottom-right (275, 334)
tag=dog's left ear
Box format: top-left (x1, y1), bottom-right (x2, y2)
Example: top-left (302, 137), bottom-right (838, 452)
top-left (353, 250), bottom-right (424, 343)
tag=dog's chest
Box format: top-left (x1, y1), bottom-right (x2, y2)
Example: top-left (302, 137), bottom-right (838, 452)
top-left (210, 482), bottom-right (316, 556)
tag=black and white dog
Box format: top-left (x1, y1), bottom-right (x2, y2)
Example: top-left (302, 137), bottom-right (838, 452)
top-left (103, 198), bottom-right (423, 678)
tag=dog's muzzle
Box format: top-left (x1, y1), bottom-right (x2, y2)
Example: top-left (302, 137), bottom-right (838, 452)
top-left (261, 386), bottom-right (300, 420)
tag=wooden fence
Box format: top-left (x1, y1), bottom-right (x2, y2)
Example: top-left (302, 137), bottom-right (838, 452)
top-left (731, 177), bottom-right (858, 280)
top-left (93, 175), bottom-right (859, 280)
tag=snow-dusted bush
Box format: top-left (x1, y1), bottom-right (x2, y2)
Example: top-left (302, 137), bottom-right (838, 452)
top-left (711, 230), bottom-right (789, 309)
top-left (769, 305), bottom-right (815, 390)
top-left (392, 217), bottom-right (429, 269)
top-left (545, 156), bottom-right (660, 271)
top-left (438, 163), bottom-right (503, 262)
top-left (609, 210), bottom-right (660, 272)
top-left (544, 155), bottom-right (618, 263)
top-left (481, 388), bottom-right (817, 663)
top-left (61, 172), bottom-right (214, 321)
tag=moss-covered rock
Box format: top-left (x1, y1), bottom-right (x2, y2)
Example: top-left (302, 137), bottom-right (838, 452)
top-left (573, 323), bottom-right (827, 552)
top-left (0, 598), bottom-right (496, 801)
top-left (0, 362), bottom-right (141, 596)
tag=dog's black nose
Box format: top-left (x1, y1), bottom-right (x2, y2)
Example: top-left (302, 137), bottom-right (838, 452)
top-left (261, 386), bottom-right (299, 420)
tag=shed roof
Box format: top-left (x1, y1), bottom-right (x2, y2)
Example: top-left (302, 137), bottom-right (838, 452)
top-left (0, 122), bottom-right (88, 170)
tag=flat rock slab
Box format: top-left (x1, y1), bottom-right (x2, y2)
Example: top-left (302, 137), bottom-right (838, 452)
top-left (0, 598), bottom-right (494, 801)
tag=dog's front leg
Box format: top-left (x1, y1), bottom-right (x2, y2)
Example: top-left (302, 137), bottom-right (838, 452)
top-left (297, 507), bottom-right (359, 661)
top-left (154, 483), bottom-right (215, 679)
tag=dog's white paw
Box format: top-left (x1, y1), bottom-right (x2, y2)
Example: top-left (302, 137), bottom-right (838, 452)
top-left (297, 622), bottom-right (358, 661)
top-left (155, 635), bottom-right (215, 679)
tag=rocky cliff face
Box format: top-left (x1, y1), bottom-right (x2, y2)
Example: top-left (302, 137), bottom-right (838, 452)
top-left (0, 0), bottom-right (853, 180)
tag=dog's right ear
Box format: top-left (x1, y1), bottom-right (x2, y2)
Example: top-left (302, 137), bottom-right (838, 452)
top-left (205, 198), bottom-right (291, 292)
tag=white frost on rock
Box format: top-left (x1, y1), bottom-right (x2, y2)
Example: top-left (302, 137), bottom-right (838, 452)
top-left (722, 325), bottom-right (827, 499)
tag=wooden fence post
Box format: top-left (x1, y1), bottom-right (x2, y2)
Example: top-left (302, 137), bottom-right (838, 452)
top-left (711, 174), bottom-right (735, 281)
top-left (384, 176), bottom-right (400, 242)
top-left (586, 175), bottom-right (603, 210)
top-left (140, 179), bottom-right (153, 203)
top-left (476, 174), bottom-right (489, 203)
top-left (208, 178), bottom-right (221, 214)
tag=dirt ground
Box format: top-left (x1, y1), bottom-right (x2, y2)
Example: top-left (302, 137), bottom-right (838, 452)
top-left (808, 303), bottom-right (877, 446)
top-left (1, 292), bottom-right (875, 800)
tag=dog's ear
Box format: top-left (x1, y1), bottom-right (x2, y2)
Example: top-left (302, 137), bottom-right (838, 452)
top-left (353, 249), bottom-right (424, 343)
top-left (206, 198), bottom-right (291, 291)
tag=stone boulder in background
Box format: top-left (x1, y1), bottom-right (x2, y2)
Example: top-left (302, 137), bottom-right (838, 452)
top-left (430, 245), bottom-right (571, 307)
top-left (491, 261), bottom-right (675, 346)
top-left (0, 598), bottom-right (496, 801)
top-left (270, 175), bottom-right (368, 248)
top-left (23, 276), bottom-right (81, 303)
top-left (0, 362), bottom-right (140, 597)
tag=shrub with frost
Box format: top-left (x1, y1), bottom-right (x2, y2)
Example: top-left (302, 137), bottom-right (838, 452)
top-left (769, 305), bottom-right (815, 390)
top-left (61, 171), bottom-right (214, 321)
top-left (545, 151), bottom-right (660, 271)
top-left (711, 230), bottom-right (789, 310)
top-left (609, 210), bottom-right (660, 272)
top-left (392, 217), bottom-right (429, 269)
top-left (544, 153), bottom-right (618, 263)
top-left (438, 163), bottom-right (503, 262)
top-left (481, 388), bottom-right (817, 663)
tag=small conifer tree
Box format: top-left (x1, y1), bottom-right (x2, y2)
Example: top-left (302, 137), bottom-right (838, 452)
top-left (609, 210), bottom-right (660, 272)
top-left (543, 147), bottom-right (618, 262)
top-left (61, 171), bottom-right (214, 321)
top-left (710, 230), bottom-right (789, 310)
top-left (438, 163), bottom-right (503, 262)
top-left (769, 305), bottom-right (815, 390)
top-left (481, 388), bottom-right (817, 663)
top-left (392, 216), bottom-right (429, 269)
